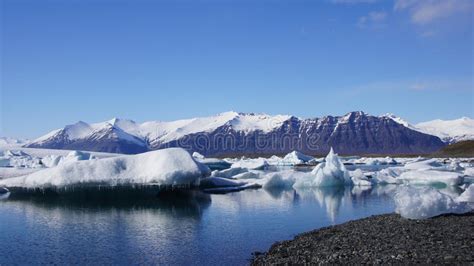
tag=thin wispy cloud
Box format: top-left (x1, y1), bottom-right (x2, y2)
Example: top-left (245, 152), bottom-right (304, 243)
top-left (394, 0), bottom-right (473, 25)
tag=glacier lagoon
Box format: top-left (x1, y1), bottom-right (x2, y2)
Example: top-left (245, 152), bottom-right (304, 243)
top-left (0, 148), bottom-right (472, 264)
top-left (0, 185), bottom-right (398, 265)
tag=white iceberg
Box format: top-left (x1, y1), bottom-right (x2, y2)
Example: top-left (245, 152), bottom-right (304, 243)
top-left (231, 158), bottom-right (268, 170)
top-left (373, 168), bottom-right (403, 184)
top-left (192, 152), bottom-right (231, 170)
top-left (457, 185), bottom-right (474, 203)
top-left (200, 177), bottom-right (247, 189)
top-left (262, 172), bottom-right (296, 189)
top-left (398, 170), bottom-right (463, 186)
top-left (394, 186), bottom-right (471, 219)
top-left (293, 148), bottom-right (351, 188)
top-left (278, 151), bottom-right (316, 165)
top-left (403, 158), bottom-right (443, 171)
top-left (0, 150), bottom-right (43, 168)
top-left (192, 152), bottom-right (205, 159)
top-left (350, 169), bottom-right (373, 186)
top-left (0, 148), bottom-right (210, 189)
top-left (232, 171), bottom-right (260, 180)
top-left (211, 167), bottom-right (248, 179)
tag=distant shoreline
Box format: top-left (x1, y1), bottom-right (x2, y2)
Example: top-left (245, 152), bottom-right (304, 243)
top-left (252, 212), bottom-right (474, 264)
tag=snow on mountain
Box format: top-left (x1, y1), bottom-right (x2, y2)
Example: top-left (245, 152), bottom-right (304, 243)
top-left (415, 117), bottom-right (474, 143)
top-left (382, 113), bottom-right (417, 130)
top-left (29, 112), bottom-right (294, 150)
top-left (383, 114), bottom-right (473, 143)
top-left (26, 111), bottom-right (447, 155)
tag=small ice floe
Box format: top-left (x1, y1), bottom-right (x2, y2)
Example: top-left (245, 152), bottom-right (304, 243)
top-left (262, 172), bottom-right (296, 189)
top-left (0, 148), bottom-right (210, 189)
top-left (293, 148), bottom-right (351, 188)
top-left (394, 186), bottom-right (471, 219)
top-left (231, 158), bottom-right (269, 170)
top-left (0, 150), bottom-right (43, 168)
top-left (232, 171), bottom-right (260, 180)
top-left (211, 167), bottom-right (249, 179)
top-left (192, 152), bottom-right (205, 160)
top-left (403, 158), bottom-right (444, 171)
top-left (350, 169), bottom-right (373, 186)
top-left (457, 185), bottom-right (474, 203)
top-left (398, 170), bottom-right (463, 186)
top-left (372, 168), bottom-right (403, 184)
top-left (353, 157), bottom-right (397, 166)
top-left (277, 151), bottom-right (317, 166)
top-left (200, 177), bottom-right (248, 189)
top-left (192, 152), bottom-right (231, 171)
top-left (200, 177), bottom-right (261, 193)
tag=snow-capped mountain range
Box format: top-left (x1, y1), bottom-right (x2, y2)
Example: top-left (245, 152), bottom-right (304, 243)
top-left (21, 111), bottom-right (468, 156)
top-left (415, 117), bottom-right (474, 144)
top-left (382, 114), bottom-right (474, 144)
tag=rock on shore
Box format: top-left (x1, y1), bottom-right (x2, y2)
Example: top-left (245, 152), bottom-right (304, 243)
top-left (252, 213), bottom-right (474, 264)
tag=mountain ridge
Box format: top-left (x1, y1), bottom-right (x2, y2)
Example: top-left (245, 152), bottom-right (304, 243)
top-left (24, 111), bottom-right (452, 155)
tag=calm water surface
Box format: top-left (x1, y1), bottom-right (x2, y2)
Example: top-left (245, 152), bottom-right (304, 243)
top-left (0, 186), bottom-right (396, 265)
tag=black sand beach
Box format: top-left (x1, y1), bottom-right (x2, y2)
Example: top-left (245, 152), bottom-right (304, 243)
top-left (252, 212), bottom-right (474, 265)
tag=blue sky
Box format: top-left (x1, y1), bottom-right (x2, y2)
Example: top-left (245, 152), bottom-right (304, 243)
top-left (1, 0), bottom-right (473, 138)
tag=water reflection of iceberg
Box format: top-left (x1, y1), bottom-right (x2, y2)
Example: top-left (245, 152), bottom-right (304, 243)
top-left (5, 188), bottom-right (212, 217)
top-left (295, 187), bottom-right (345, 222)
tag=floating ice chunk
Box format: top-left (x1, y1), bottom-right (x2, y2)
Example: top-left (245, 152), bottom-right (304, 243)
top-left (403, 158), bottom-right (443, 171)
top-left (278, 151), bottom-right (316, 165)
top-left (192, 152), bottom-right (205, 159)
top-left (231, 158), bottom-right (268, 170)
top-left (398, 170), bottom-right (463, 186)
top-left (262, 172), bottom-right (296, 189)
top-left (192, 152), bottom-right (232, 170)
top-left (0, 150), bottom-right (43, 168)
top-left (447, 160), bottom-right (464, 171)
top-left (200, 177), bottom-right (247, 189)
top-left (194, 157), bottom-right (231, 171)
top-left (350, 169), bottom-right (373, 186)
top-left (373, 168), bottom-right (403, 184)
top-left (457, 185), bottom-right (474, 203)
top-left (293, 148), bottom-right (351, 188)
top-left (394, 186), bottom-right (471, 219)
top-left (211, 167), bottom-right (248, 178)
top-left (232, 171), bottom-right (260, 180)
top-left (463, 167), bottom-right (474, 177)
top-left (0, 148), bottom-right (209, 189)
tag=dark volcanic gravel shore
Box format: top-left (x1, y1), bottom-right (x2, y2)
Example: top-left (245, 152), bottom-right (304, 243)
top-left (252, 212), bottom-right (474, 265)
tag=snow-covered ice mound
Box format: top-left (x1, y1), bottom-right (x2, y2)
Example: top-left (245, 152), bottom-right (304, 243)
top-left (0, 148), bottom-right (210, 189)
top-left (394, 186), bottom-right (471, 219)
top-left (293, 148), bottom-right (351, 188)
